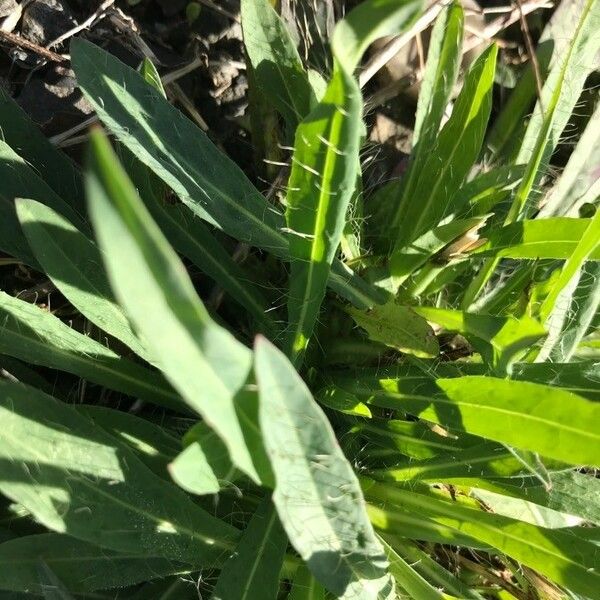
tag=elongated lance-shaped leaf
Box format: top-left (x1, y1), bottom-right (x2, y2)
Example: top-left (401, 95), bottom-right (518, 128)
top-left (348, 303), bottom-right (439, 358)
top-left (285, 0), bottom-right (423, 362)
top-left (509, 0), bottom-right (600, 222)
top-left (389, 540), bottom-right (484, 599)
top-left (0, 88), bottom-right (84, 212)
top-left (470, 470), bottom-right (600, 527)
top-left (332, 0), bottom-right (423, 74)
top-left (16, 198), bottom-right (150, 361)
top-left (391, 45), bottom-right (497, 257)
top-left (537, 261), bottom-right (600, 362)
top-left (367, 481), bottom-right (600, 599)
top-left (389, 2), bottom-right (464, 236)
top-left (380, 537), bottom-right (444, 600)
top-left (254, 337), bottom-right (394, 599)
top-left (212, 497), bottom-right (287, 600)
top-left (241, 0), bottom-right (314, 130)
top-left (77, 405), bottom-right (180, 478)
top-left (0, 380), bottom-right (238, 564)
top-left (0, 534), bottom-right (189, 595)
top-left (289, 565), bottom-right (326, 600)
top-left (412, 306), bottom-right (546, 373)
top-left (86, 129), bottom-right (266, 485)
top-left (360, 375), bottom-right (600, 466)
top-left (372, 442), bottom-right (531, 483)
top-left (69, 39), bottom-right (385, 311)
top-left (473, 217), bottom-right (600, 260)
top-left (0, 140), bottom-right (88, 266)
top-left (540, 100), bottom-right (600, 217)
top-left (285, 64), bottom-right (362, 362)
top-left (539, 196), bottom-right (600, 322)
top-left (121, 146), bottom-right (277, 336)
top-left (467, 0), bottom-right (600, 306)
top-left (390, 215), bottom-right (488, 284)
top-left (0, 291), bottom-right (180, 410)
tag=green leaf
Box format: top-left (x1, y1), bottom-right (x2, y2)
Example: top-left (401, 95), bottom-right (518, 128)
top-left (241, 0), bottom-right (314, 129)
top-left (374, 442), bottom-right (529, 483)
top-left (316, 386), bottom-right (372, 418)
top-left (380, 537), bottom-right (444, 600)
top-left (0, 380), bottom-right (238, 564)
top-left (0, 534), bottom-right (188, 594)
top-left (285, 65), bottom-right (362, 362)
top-left (332, 0), bottom-right (423, 73)
top-left (0, 140), bottom-right (87, 265)
top-left (539, 201), bottom-right (600, 322)
top-left (349, 303), bottom-right (439, 358)
top-left (139, 57), bottom-right (165, 96)
top-left (212, 497), bottom-right (287, 600)
top-left (363, 375), bottom-right (600, 466)
top-left (121, 147), bottom-right (277, 336)
top-left (474, 218), bottom-right (600, 260)
top-left (368, 482), bottom-right (600, 599)
top-left (76, 405), bottom-right (180, 477)
top-left (168, 443), bottom-right (220, 496)
top-left (70, 38), bottom-right (385, 310)
top-left (16, 198), bottom-right (150, 361)
top-left (540, 101), bottom-right (600, 217)
top-left (389, 540), bottom-right (483, 599)
top-left (412, 306), bottom-right (546, 373)
top-left (473, 470), bottom-right (600, 526)
top-left (0, 87), bottom-right (84, 211)
top-left (391, 45), bottom-right (497, 252)
top-left (390, 216), bottom-right (488, 283)
top-left (538, 261), bottom-right (600, 362)
top-left (388, 2), bottom-right (464, 239)
top-left (0, 291), bottom-right (180, 410)
top-left (510, 0), bottom-right (600, 220)
top-left (289, 565), bottom-right (326, 600)
top-left (86, 128), bottom-right (264, 484)
top-left (254, 337), bottom-right (393, 599)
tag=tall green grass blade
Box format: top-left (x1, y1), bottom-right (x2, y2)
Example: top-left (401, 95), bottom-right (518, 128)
top-left (0, 380), bottom-right (238, 564)
top-left (474, 218), bottom-right (600, 260)
top-left (362, 376), bottom-right (600, 466)
top-left (388, 2), bottom-right (464, 237)
top-left (0, 534), bottom-right (189, 595)
top-left (391, 45), bottom-right (497, 256)
top-left (70, 39), bottom-right (385, 310)
top-left (16, 198), bottom-right (150, 361)
top-left (348, 303), bottom-right (439, 358)
top-left (0, 88), bottom-right (84, 211)
top-left (86, 129), bottom-right (265, 485)
top-left (254, 337), bottom-right (393, 599)
top-left (412, 306), bottom-right (546, 373)
top-left (241, 0), bottom-right (314, 130)
top-left (0, 291), bottom-right (179, 410)
top-left (368, 482), bottom-right (600, 599)
top-left (212, 497), bottom-right (287, 600)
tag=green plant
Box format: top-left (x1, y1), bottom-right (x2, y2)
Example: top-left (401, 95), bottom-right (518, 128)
top-left (0, 0), bottom-right (599, 598)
